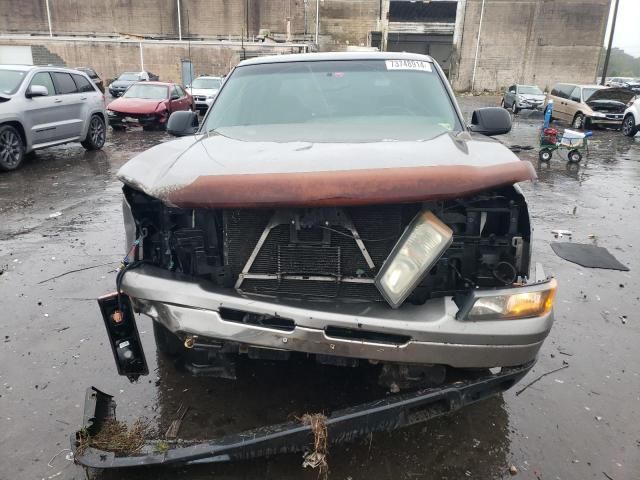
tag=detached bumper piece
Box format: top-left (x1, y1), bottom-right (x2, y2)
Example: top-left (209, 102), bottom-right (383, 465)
top-left (72, 363), bottom-right (531, 470)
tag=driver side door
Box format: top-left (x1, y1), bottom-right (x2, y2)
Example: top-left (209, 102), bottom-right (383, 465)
top-left (169, 85), bottom-right (191, 112)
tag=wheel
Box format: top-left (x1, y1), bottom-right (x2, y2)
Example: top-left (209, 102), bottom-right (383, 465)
top-left (622, 114), bottom-right (638, 137)
top-left (572, 113), bottom-right (584, 129)
top-left (511, 102), bottom-right (519, 114)
top-left (568, 149), bottom-right (582, 163)
top-left (153, 321), bottom-right (183, 356)
top-left (81, 115), bottom-right (106, 150)
top-left (0, 124), bottom-right (26, 171)
top-left (500, 98), bottom-right (505, 108)
top-left (539, 148), bottom-right (553, 162)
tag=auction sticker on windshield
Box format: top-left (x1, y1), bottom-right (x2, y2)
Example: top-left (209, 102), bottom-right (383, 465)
top-left (385, 60), bottom-right (432, 72)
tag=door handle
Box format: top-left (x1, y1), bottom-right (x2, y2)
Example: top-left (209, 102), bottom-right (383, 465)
top-left (54, 98), bottom-right (63, 103)
top-left (80, 96), bottom-right (87, 100)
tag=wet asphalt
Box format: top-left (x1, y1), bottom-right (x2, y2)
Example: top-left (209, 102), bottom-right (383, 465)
top-left (0, 96), bottom-right (639, 480)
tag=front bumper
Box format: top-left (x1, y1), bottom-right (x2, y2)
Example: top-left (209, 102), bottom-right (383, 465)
top-left (194, 99), bottom-right (214, 112)
top-left (72, 362), bottom-right (532, 469)
top-left (589, 114), bottom-right (624, 125)
top-left (517, 101), bottom-right (544, 110)
top-left (108, 112), bottom-right (162, 127)
top-left (121, 264), bottom-right (554, 368)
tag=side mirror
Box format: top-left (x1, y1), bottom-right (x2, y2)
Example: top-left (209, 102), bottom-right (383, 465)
top-left (468, 107), bottom-right (512, 136)
top-left (167, 110), bottom-right (199, 137)
top-left (26, 85), bottom-right (48, 98)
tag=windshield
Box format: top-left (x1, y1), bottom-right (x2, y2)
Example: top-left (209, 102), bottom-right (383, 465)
top-left (123, 84), bottom-right (167, 100)
top-left (518, 85), bottom-right (543, 95)
top-left (192, 78), bottom-right (221, 89)
top-left (583, 88), bottom-right (600, 101)
top-left (204, 60), bottom-right (461, 142)
top-left (119, 73), bottom-right (141, 81)
top-left (0, 70), bottom-right (27, 96)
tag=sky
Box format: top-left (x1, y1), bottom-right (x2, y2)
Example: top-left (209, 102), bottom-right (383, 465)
top-left (605, 0), bottom-right (640, 57)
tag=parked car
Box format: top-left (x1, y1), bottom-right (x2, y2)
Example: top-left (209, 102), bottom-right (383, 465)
top-left (606, 76), bottom-right (640, 92)
top-left (501, 84), bottom-right (545, 113)
top-left (108, 71), bottom-right (150, 97)
top-left (186, 76), bottom-right (222, 113)
top-left (0, 65), bottom-right (106, 171)
top-left (544, 83), bottom-right (636, 129)
top-left (75, 67), bottom-right (104, 93)
top-left (107, 81), bottom-right (193, 130)
top-left (622, 97), bottom-right (639, 137)
top-left (100, 52), bottom-right (556, 404)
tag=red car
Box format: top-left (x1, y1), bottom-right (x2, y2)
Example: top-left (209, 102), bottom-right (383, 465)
top-left (107, 81), bottom-right (193, 131)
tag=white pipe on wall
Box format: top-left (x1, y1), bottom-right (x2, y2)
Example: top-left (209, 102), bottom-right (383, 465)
top-left (315, 0), bottom-right (320, 45)
top-left (45, 0), bottom-right (53, 38)
top-left (177, 0), bottom-right (182, 41)
top-left (471, 0), bottom-right (485, 92)
top-left (139, 42), bottom-right (144, 71)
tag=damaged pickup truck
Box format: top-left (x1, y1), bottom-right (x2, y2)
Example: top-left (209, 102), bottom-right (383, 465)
top-left (83, 52), bottom-right (556, 468)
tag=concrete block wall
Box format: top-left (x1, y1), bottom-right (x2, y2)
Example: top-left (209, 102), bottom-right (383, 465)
top-left (319, 0), bottom-right (382, 50)
top-left (0, 38), bottom-right (301, 83)
top-left (0, 0), bottom-right (308, 39)
top-left (453, 0), bottom-right (610, 92)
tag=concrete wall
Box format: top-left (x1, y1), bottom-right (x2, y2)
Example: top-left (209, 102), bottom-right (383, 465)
top-left (0, 0), bottom-right (381, 48)
top-left (1, 0), bottom-right (611, 91)
top-left (0, 0), bottom-right (309, 39)
top-left (453, 0), bottom-right (610, 91)
top-left (319, 0), bottom-right (382, 50)
top-left (0, 37), bottom-right (303, 83)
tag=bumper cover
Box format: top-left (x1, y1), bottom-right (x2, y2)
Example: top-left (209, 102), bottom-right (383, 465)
top-left (72, 362), bottom-right (532, 469)
top-left (121, 265), bottom-right (554, 368)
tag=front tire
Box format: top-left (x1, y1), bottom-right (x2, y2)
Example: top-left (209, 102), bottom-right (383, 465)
top-left (500, 98), bottom-right (506, 108)
top-left (539, 148), bottom-right (553, 162)
top-left (572, 113), bottom-right (584, 129)
top-left (568, 149), bottom-right (582, 163)
top-left (622, 114), bottom-right (638, 137)
top-left (0, 124), bottom-right (26, 171)
top-left (511, 102), bottom-right (519, 114)
top-left (81, 115), bottom-right (106, 150)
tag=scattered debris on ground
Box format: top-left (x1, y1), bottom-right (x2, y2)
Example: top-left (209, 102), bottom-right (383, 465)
top-left (301, 413), bottom-right (329, 479)
top-left (37, 261), bottom-right (116, 284)
top-left (515, 362), bottom-right (570, 396)
top-left (165, 403), bottom-right (189, 439)
top-left (552, 229), bottom-right (572, 239)
top-left (509, 464), bottom-right (518, 475)
top-left (550, 243), bottom-right (629, 271)
top-left (76, 419), bottom-right (150, 457)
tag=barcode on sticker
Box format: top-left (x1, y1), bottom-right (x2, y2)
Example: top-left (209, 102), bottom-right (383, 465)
top-left (385, 60), bottom-right (432, 72)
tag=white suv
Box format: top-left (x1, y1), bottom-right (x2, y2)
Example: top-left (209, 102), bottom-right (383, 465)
top-left (622, 97), bottom-right (639, 137)
top-left (0, 65), bottom-right (107, 171)
top-left (186, 76), bottom-right (222, 114)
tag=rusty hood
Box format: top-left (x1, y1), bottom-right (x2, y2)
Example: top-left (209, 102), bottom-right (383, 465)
top-left (117, 131), bottom-right (536, 208)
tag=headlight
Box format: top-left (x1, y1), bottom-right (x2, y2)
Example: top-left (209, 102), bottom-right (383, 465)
top-left (517, 95), bottom-right (525, 101)
top-left (107, 110), bottom-right (116, 116)
top-left (461, 278), bottom-right (557, 321)
top-left (375, 210), bottom-right (453, 308)
top-left (592, 112), bottom-right (606, 118)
